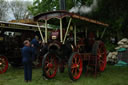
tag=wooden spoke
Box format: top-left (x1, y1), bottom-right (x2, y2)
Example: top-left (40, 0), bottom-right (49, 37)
top-left (100, 60), bottom-right (104, 64)
top-left (75, 57), bottom-right (77, 64)
top-left (74, 68), bottom-right (78, 76)
top-left (71, 68), bottom-right (75, 74)
top-left (77, 58), bottom-right (80, 64)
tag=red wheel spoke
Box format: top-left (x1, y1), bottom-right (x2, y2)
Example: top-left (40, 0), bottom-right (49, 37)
top-left (51, 66), bottom-right (56, 72)
top-left (101, 53), bottom-right (105, 55)
top-left (46, 57), bottom-right (50, 62)
top-left (71, 68), bottom-right (75, 74)
top-left (77, 58), bottom-right (80, 64)
top-left (100, 60), bottom-right (104, 64)
top-left (75, 57), bottom-right (77, 64)
top-left (51, 66), bottom-right (55, 71)
top-left (50, 57), bottom-right (54, 64)
top-left (51, 63), bottom-right (56, 70)
top-left (71, 64), bottom-right (75, 69)
top-left (71, 64), bottom-right (79, 69)
top-left (48, 69), bottom-right (52, 75)
top-left (49, 57), bottom-right (52, 63)
top-left (44, 65), bottom-right (49, 69)
top-left (74, 68), bottom-right (78, 76)
top-left (46, 68), bottom-right (50, 74)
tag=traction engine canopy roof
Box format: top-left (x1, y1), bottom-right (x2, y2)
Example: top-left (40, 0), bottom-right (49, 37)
top-left (34, 10), bottom-right (109, 27)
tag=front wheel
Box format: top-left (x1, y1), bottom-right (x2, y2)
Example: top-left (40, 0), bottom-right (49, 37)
top-left (0, 56), bottom-right (8, 74)
top-left (68, 52), bottom-right (83, 81)
top-left (42, 53), bottom-right (58, 79)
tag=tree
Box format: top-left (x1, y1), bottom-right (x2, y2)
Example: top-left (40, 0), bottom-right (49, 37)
top-left (0, 0), bottom-right (9, 21)
top-left (28, 0), bottom-right (59, 15)
top-left (95, 0), bottom-right (128, 38)
top-left (29, 0), bottom-right (83, 15)
top-left (9, 0), bottom-right (33, 20)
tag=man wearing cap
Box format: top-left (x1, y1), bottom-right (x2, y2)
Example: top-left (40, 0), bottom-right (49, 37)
top-left (22, 40), bottom-right (34, 82)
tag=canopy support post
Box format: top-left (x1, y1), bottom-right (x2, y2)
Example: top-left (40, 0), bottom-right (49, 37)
top-left (45, 20), bottom-right (48, 43)
top-left (60, 18), bottom-right (63, 43)
top-left (37, 22), bottom-right (44, 43)
top-left (63, 18), bottom-right (72, 44)
top-left (96, 30), bottom-right (99, 39)
top-left (101, 27), bottom-right (107, 39)
top-left (74, 25), bottom-right (77, 46)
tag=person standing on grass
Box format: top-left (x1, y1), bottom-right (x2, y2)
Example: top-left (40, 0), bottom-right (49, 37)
top-left (22, 40), bottom-right (34, 82)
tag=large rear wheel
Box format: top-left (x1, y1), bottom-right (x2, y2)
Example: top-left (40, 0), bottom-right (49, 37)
top-left (0, 56), bottom-right (8, 74)
top-left (42, 53), bottom-right (58, 79)
top-left (92, 41), bottom-right (107, 72)
top-left (68, 53), bottom-right (83, 81)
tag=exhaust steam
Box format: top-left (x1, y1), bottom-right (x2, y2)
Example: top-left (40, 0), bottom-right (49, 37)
top-left (69, 0), bottom-right (97, 14)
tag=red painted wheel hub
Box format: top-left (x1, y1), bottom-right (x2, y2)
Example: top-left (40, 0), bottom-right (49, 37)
top-left (44, 54), bottom-right (57, 78)
top-left (0, 56), bottom-right (8, 74)
top-left (48, 63), bottom-right (53, 68)
top-left (71, 53), bottom-right (82, 80)
top-left (97, 43), bottom-right (107, 72)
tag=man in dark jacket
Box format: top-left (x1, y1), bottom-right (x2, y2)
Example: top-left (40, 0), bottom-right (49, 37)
top-left (31, 36), bottom-right (40, 58)
top-left (22, 40), bottom-right (34, 82)
top-left (31, 36), bottom-right (40, 49)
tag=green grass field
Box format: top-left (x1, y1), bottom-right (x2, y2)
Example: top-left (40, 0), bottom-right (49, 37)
top-left (0, 65), bottom-right (128, 85)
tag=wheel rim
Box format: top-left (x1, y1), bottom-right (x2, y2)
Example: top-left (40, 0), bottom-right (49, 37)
top-left (97, 43), bottom-right (107, 71)
top-left (71, 53), bottom-right (83, 80)
top-left (0, 56), bottom-right (8, 74)
top-left (43, 54), bottom-right (57, 78)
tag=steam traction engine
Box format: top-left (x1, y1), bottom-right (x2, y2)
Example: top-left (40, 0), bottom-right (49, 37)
top-left (34, 11), bottom-right (109, 81)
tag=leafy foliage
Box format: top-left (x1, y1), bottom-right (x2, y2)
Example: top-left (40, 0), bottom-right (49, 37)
top-left (28, 0), bottom-right (59, 15)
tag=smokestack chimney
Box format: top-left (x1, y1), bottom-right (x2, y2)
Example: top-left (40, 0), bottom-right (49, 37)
top-left (59, 0), bottom-right (66, 10)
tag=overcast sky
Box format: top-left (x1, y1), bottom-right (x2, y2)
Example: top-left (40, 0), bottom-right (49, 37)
top-left (6, 0), bottom-right (33, 21)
